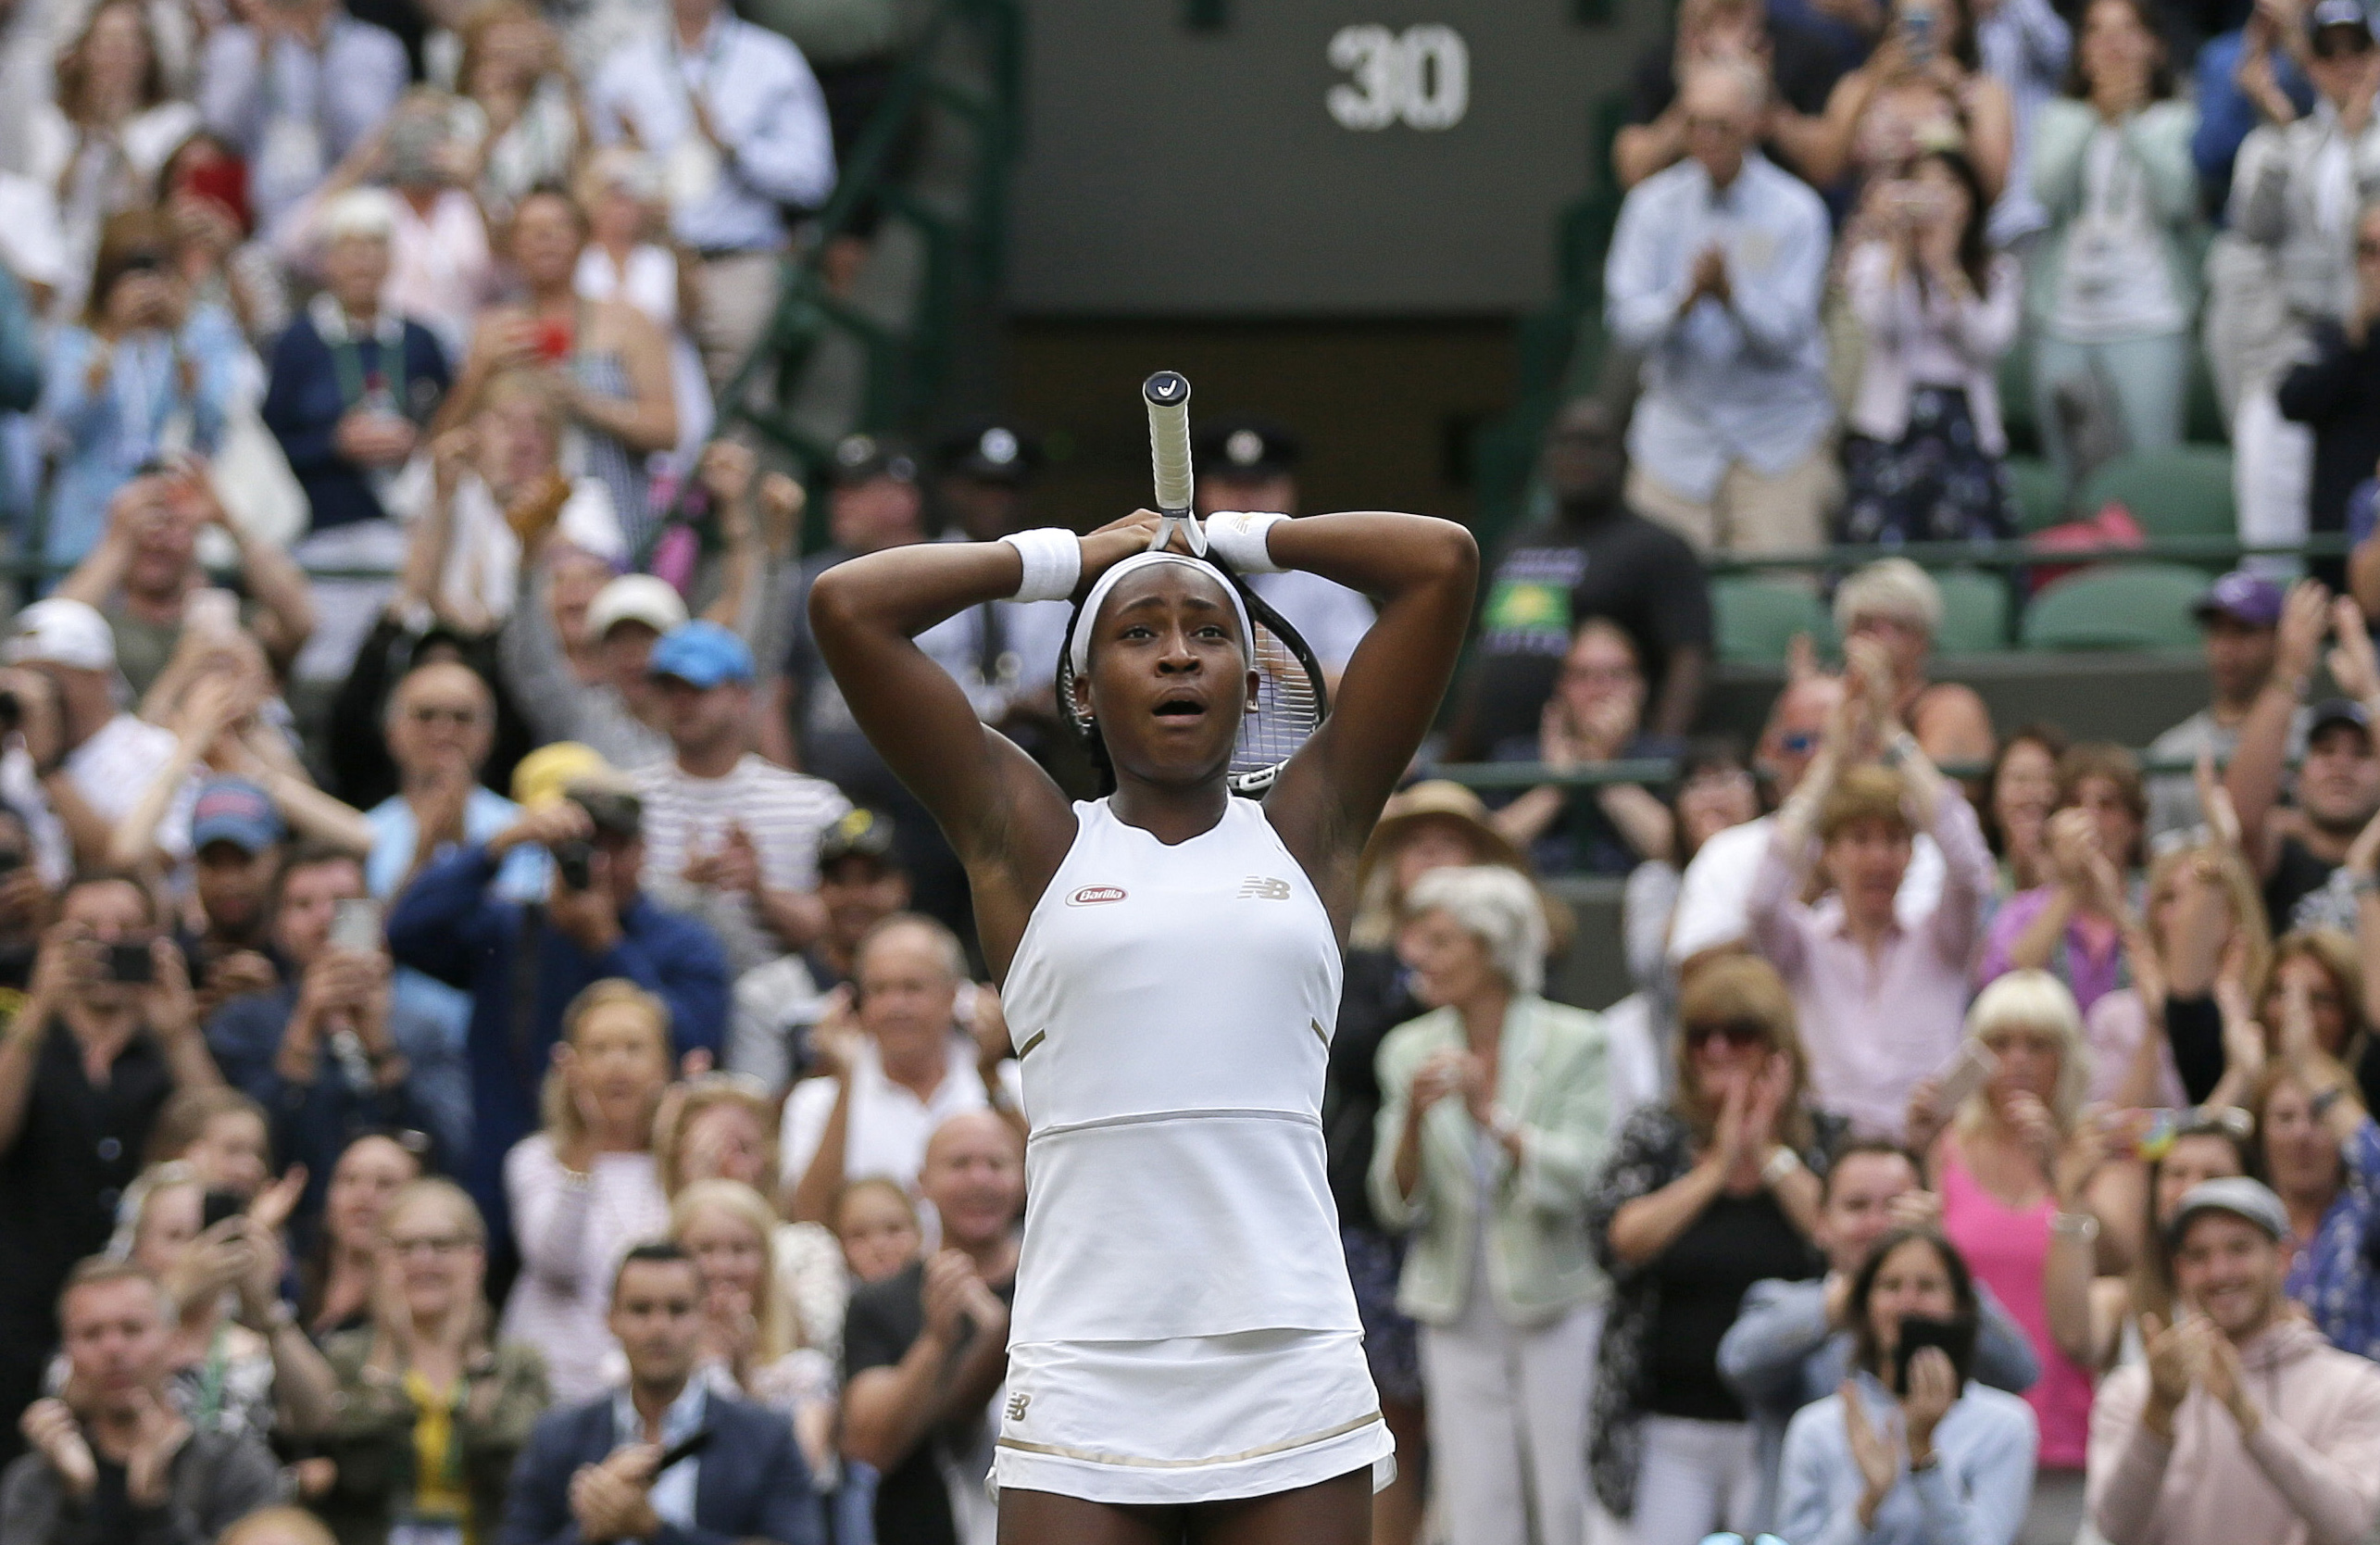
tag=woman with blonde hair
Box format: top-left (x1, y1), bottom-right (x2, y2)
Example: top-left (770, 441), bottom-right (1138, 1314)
top-left (1585, 953), bottom-right (1834, 1545)
top-left (110, 1160), bottom-right (338, 1444)
top-left (1372, 864), bottom-right (1613, 1545)
top-left (657, 1072), bottom-right (848, 1363)
top-left (670, 1178), bottom-right (838, 1481)
top-left (499, 977), bottom-right (671, 1402)
top-left (315, 1178), bottom-right (549, 1545)
top-left (1914, 970), bottom-right (2120, 1544)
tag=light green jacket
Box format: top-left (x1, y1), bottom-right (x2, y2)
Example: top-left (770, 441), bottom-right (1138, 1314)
top-left (1369, 996), bottom-right (1611, 1327)
top-left (2025, 97), bottom-right (2206, 334)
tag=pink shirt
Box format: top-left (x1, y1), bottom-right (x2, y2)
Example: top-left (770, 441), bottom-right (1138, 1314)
top-left (1747, 790), bottom-right (1995, 1139)
top-left (1941, 1146), bottom-right (2093, 1469)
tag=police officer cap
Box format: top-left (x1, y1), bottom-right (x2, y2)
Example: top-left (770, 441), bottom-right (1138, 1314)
top-left (936, 417), bottom-right (1045, 484)
top-left (830, 433), bottom-right (919, 489)
top-left (1194, 416), bottom-right (1302, 479)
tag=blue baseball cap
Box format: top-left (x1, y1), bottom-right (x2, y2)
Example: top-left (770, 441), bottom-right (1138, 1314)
top-left (191, 777), bottom-right (284, 854)
top-left (646, 621), bottom-right (755, 689)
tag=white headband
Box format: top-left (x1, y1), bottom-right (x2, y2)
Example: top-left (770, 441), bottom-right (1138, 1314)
top-left (1067, 551), bottom-right (1255, 678)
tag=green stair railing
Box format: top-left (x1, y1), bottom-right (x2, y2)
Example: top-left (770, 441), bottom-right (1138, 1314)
top-left (698, 0), bottom-right (1023, 546)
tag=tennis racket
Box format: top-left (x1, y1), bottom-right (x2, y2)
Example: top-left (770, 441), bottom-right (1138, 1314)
top-left (1051, 372), bottom-right (1331, 796)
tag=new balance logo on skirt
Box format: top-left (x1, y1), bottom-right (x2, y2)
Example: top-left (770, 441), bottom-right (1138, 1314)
top-left (1238, 876), bottom-right (1291, 900)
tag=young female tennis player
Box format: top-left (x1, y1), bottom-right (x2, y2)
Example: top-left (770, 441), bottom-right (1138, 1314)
top-left (808, 501), bottom-right (1475, 1543)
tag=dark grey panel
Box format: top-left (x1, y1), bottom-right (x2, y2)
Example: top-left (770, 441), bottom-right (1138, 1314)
top-left (1008, 1), bottom-right (1650, 315)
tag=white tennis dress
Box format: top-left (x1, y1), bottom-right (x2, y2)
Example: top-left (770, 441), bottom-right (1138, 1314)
top-left (991, 796), bottom-right (1395, 1504)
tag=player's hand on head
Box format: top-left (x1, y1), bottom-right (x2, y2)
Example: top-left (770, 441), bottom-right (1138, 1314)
top-left (1076, 511), bottom-right (1166, 586)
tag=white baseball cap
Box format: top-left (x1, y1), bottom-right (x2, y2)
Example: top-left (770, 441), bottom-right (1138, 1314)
top-left (3, 597), bottom-right (117, 672)
top-left (585, 574), bottom-right (688, 639)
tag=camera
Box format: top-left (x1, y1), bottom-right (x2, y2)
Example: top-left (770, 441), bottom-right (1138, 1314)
top-left (106, 939), bottom-right (155, 984)
top-left (554, 838), bottom-right (595, 890)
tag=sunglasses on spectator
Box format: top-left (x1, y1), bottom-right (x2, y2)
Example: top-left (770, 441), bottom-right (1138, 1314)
top-left (388, 1233), bottom-right (474, 1258)
top-left (407, 704), bottom-right (482, 726)
top-left (1685, 1019), bottom-right (1769, 1050)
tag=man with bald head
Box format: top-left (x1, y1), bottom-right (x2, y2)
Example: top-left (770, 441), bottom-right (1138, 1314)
top-left (1607, 55), bottom-right (1837, 557)
top-left (1667, 674), bottom-right (1948, 966)
top-left (780, 913), bottom-right (1022, 1223)
top-left (367, 659), bottom-right (548, 1049)
top-left (842, 1109), bottom-right (1023, 1545)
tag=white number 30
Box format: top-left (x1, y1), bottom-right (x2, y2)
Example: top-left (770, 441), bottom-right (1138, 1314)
top-left (1326, 24), bottom-right (1469, 132)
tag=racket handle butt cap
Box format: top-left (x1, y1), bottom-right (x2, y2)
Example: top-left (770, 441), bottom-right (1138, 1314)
top-left (1144, 371), bottom-right (1195, 516)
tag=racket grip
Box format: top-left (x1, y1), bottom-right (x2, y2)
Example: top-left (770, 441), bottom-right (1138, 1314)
top-left (1144, 371), bottom-right (1194, 515)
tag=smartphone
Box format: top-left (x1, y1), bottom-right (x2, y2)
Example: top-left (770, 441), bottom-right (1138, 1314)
top-left (330, 898), bottom-right (383, 954)
top-left (106, 939), bottom-right (155, 984)
top-left (1893, 1313), bottom-right (1977, 1395)
top-left (653, 1428), bottom-right (714, 1474)
top-left (1933, 1042), bottom-right (2000, 1114)
top-left (201, 1188), bottom-right (245, 1231)
top-left (1901, 6), bottom-right (1936, 63)
top-left (533, 317), bottom-right (574, 363)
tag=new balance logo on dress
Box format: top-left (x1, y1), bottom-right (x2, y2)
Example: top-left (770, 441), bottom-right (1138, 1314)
top-left (1006, 1390), bottom-right (1031, 1423)
top-left (1238, 876), bottom-right (1291, 900)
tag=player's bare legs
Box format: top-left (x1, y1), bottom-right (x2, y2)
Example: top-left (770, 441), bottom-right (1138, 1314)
top-left (997, 1468), bottom-right (1372, 1545)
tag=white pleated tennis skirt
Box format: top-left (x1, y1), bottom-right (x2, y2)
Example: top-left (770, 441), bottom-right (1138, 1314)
top-left (990, 1327), bottom-right (1397, 1506)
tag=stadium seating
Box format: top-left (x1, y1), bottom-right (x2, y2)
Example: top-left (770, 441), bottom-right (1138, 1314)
top-left (2019, 561), bottom-right (2209, 651)
top-left (1712, 577), bottom-right (1832, 664)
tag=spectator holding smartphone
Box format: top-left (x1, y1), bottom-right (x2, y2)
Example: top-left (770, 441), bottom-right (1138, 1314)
top-left (0, 874), bottom-right (218, 1463)
top-left (205, 844), bottom-right (468, 1232)
top-left (1777, 1228), bottom-right (2038, 1545)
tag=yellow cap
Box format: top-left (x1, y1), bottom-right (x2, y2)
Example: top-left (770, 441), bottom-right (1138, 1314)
top-left (510, 742), bottom-right (615, 810)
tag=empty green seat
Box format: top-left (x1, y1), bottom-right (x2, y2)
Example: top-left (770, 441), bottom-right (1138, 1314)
top-left (2003, 455), bottom-right (2068, 534)
top-left (2075, 447), bottom-right (2236, 543)
top-left (1713, 577), bottom-right (1831, 665)
top-left (2020, 562), bottom-right (2208, 651)
top-left (1932, 570), bottom-right (2010, 654)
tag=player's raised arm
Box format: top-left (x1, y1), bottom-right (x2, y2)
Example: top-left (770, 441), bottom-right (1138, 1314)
top-left (1248, 510), bottom-right (1479, 916)
top-left (807, 510), bottom-right (1166, 961)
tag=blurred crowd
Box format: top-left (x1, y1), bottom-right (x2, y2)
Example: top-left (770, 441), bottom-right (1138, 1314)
top-left (12, 0), bottom-right (2380, 1541)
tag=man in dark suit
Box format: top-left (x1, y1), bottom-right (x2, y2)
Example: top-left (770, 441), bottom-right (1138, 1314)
top-left (498, 1242), bottom-right (823, 1545)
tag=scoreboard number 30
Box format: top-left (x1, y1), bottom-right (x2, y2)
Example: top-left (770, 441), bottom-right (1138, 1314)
top-left (1326, 24), bottom-right (1470, 132)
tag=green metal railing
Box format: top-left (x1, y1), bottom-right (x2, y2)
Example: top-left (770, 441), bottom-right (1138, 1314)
top-left (689, 0), bottom-right (1023, 547)
top-left (1428, 753), bottom-right (2239, 789)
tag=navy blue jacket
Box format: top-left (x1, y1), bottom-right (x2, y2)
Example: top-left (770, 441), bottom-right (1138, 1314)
top-left (259, 308), bottom-right (448, 532)
top-left (386, 845), bottom-right (730, 1248)
top-left (496, 1388), bottom-right (824, 1545)
top-left (204, 979), bottom-right (472, 1240)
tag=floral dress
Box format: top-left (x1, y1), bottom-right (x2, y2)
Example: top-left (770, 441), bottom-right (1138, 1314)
top-left (2286, 1116), bottom-right (2380, 1359)
top-left (1582, 1102), bottom-right (1840, 1519)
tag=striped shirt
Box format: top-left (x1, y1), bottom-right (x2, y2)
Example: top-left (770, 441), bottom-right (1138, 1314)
top-left (634, 755), bottom-right (850, 975)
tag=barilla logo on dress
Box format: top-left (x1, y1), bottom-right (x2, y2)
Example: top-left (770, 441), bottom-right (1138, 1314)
top-left (1067, 885), bottom-right (1128, 906)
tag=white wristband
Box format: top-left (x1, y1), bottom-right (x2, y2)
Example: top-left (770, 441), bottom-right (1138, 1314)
top-left (1204, 510), bottom-right (1288, 574)
top-left (1000, 528), bottom-right (1082, 602)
